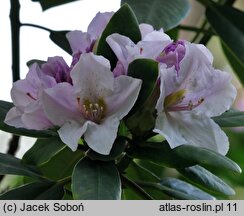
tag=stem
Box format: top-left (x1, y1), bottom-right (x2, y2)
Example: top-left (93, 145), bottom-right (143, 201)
top-left (191, 20), bottom-right (208, 43)
top-left (7, 0), bottom-right (21, 160)
top-left (178, 25), bottom-right (215, 35)
top-left (21, 23), bottom-right (52, 32)
top-left (195, 0), bottom-right (213, 7)
top-left (10, 0), bottom-right (20, 82)
top-left (121, 175), bottom-right (154, 200)
top-left (58, 176), bottom-right (71, 185)
top-left (132, 161), bottom-right (161, 181)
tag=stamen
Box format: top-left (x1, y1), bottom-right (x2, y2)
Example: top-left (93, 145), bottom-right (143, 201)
top-left (166, 97), bottom-right (204, 112)
top-left (78, 98), bottom-right (106, 124)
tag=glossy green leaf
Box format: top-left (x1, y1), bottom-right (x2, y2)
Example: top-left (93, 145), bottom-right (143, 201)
top-left (125, 59), bottom-right (159, 135)
top-left (213, 110), bottom-right (244, 127)
top-left (22, 137), bottom-right (65, 166)
top-left (39, 147), bottom-right (84, 181)
top-left (27, 59), bottom-right (46, 68)
top-left (174, 145), bottom-right (241, 173)
top-left (121, 0), bottom-right (190, 31)
top-left (222, 42), bottom-right (244, 84)
top-left (72, 158), bottom-right (121, 200)
top-left (32, 0), bottom-right (79, 11)
top-left (127, 142), bottom-right (241, 173)
top-left (0, 181), bottom-right (64, 200)
top-left (96, 4), bottom-right (141, 69)
top-left (0, 153), bottom-right (43, 179)
top-left (206, 3), bottom-right (244, 64)
top-left (87, 137), bottom-right (127, 161)
top-left (158, 177), bottom-right (215, 200)
top-left (127, 59), bottom-right (159, 113)
top-left (178, 165), bottom-right (235, 196)
top-left (0, 100), bottom-right (56, 138)
top-left (49, 30), bottom-right (72, 54)
top-left (124, 161), bottom-right (168, 199)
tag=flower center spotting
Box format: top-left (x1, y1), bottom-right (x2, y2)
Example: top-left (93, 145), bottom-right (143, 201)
top-left (164, 89), bottom-right (204, 112)
top-left (77, 97), bottom-right (106, 124)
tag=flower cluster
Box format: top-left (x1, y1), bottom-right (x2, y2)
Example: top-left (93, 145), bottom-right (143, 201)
top-left (5, 11), bottom-right (236, 156)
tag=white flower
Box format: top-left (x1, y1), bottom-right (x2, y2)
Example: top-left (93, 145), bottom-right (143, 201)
top-left (153, 41), bottom-right (237, 155)
top-left (42, 53), bottom-right (141, 155)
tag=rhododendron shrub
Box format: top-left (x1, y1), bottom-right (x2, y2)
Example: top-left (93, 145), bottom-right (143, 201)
top-left (0, 3), bottom-right (242, 200)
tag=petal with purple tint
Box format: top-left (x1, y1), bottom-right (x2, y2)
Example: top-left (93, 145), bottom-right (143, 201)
top-left (106, 75), bottom-right (142, 119)
top-left (139, 23), bottom-right (154, 39)
top-left (154, 111), bottom-right (229, 155)
top-left (42, 56), bottom-right (71, 83)
top-left (84, 116), bottom-right (120, 155)
top-left (42, 83), bottom-right (81, 126)
top-left (71, 53), bottom-right (114, 100)
top-left (58, 120), bottom-right (88, 151)
top-left (4, 107), bottom-right (25, 128)
top-left (87, 12), bottom-right (114, 40)
top-left (66, 30), bottom-right (92, 54)
top-left (156, 40), bottom-right (186, 75)
top-left (21, 101), bottom-right (53, 130)
top-left (106, 33), bottom-right (135, 72)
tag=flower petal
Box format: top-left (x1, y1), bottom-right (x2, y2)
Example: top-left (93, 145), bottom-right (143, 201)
top-left (21, 101), bottom-right (53, 130)
top-left (4, 107), bottom-right (25, 128)
top-left (154, 111), bottom-right (229, 155)
top-left (196, 44), bottom-right (213, 64)
top-left (193, 69), bottom-right (237, 117)
top-left (84, 116), bottom-right (120, 155)
top-left (139, 23), bottom-right (154, 39)
top-left (58, 120), bottom-right (88, 151)
top-left (66, 30), bottom-right (92, 53)
top-left (160, 42), bottom-right (236, 117)
top-left (87, 12), bottom-right (114, 40)
top-left (106, 33), bottom-right (135, 71)
top-left (71, 53), bottom-right (114, 99)
top-left (106, 75), bottom-right (142, 119)
top-left (42, 83), bottom-right (81, 126)
top-left (41, 56), bottom-right (71, 83)
top-left (143, 30), bottom-right (171, 42)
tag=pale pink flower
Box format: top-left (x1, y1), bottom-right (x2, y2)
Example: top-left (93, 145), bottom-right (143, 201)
top-left (66, 12), bottom-right (114, 66)
top-left (42, 53), bottom-right (141, 155)
top-left (4, 57), bottom-right (71, 130)
top-left (106, 24), bottom-right (172, 76)
top-left (153, 42), bottom-right (236, 155)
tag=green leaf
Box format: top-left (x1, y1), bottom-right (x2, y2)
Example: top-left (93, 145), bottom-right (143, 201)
top-left (213, 110), bottom-right (244, 127)
top-left (39, 147), bottom-right (84, 181)
top-left (173, 145), bottom-right (241, 173)
top-left (0, 153), bottom-right (43, 179)
top-left (222, 42), bottom-right (244, 84)
top-left (0, 100), bottom-right (56, 138)
top-left (32, 0), bottom-right (80, 11)
top-left (127, 59), bottom-right (159, 113)
top-left (87, 137), bottom-right (127, 161)
top-left (206, 3), bottom-right (244, 64)
top-left (49, 30), bottom-right (72, 54)
top-left (125, 59), bottom-right (159, 135)
top-left (96, 4), bottom-right (141, 69)
top-left (127, 142), bottom-right (241, 173)
top-left (22, 137), bottom-right (65, 166)
top-left (0, 181), bottom-right (64, 200)
top-left (26, 59), bottom-right (46, 68)
top-left (121, 0), bottom-right (190, 31)
top-left (178, 165), bottom-right (235, 196)
top-left (158, 177), bottom-right (215, 200)
top-left (72, 158), bottom-right (121, 200)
